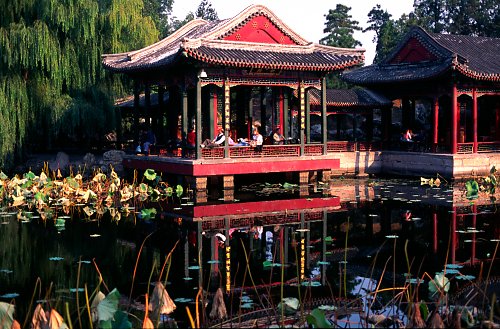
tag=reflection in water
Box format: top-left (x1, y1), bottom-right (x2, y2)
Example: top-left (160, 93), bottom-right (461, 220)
top-left (1, 179), bottom-right (500, 327)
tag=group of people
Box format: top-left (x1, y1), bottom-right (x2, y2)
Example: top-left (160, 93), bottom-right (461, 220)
top-left (135, 127), bottom-right (157, 154)
top-left (200, 121), bottom-right (284, 152)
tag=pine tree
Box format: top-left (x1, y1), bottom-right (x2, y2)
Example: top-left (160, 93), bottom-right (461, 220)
top-left (320, 4), bottom-right (362, 48)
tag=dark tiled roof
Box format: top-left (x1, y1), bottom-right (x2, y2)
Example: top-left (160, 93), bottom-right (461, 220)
top-left (429, 32), bottom-right (500, 78)
top-left (102, 4), bottom-right (364, 73)
top-left (115, 92), bottom-right (169, 108)
top-left (307, 88), bottom-right (392, 108)
top-left (184, 44), bottom-right (362, 71)
top-left (343, 26), bottom-right (500, 84)
top-left (342, 59), bottom-right (453, 84)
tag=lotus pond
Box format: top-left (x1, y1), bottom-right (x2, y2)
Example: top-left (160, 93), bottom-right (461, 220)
top-left (0, 169), bottom-right (500, 328)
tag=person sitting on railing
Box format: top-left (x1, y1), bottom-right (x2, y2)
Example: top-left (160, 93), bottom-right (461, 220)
top-left (272, 127), bottom-right (285, 145)
top-left (201, 127), bottom-right (225, 148)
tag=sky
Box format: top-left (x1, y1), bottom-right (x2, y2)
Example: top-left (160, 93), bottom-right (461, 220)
top-left (172, 0), bottom-right (415, 65)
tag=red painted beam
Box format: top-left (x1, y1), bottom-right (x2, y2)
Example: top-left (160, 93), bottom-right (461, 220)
top-left (192, 197), bottom-right (340, 218)
top-left (192, 158), bottom-right (339, 176)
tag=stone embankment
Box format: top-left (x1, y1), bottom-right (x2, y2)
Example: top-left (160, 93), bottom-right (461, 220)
top-left (17, 150), bottom-right (126, 177)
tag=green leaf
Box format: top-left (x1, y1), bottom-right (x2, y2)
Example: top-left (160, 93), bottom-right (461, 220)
top-left (283, 182), bottom-right (298, 189)
top-left (465, 180), bottom-right (479, 200)
top-left (34, 192), bottom-right (46, 201)
top-left (110, 310), bottom-right (132, 329)
top-left (139, 183), bottom-right (149, 194)
top-left (97, 288), bottom-right (120, 322)
top-left (165, 186), bottom-right (173, 197)
top-left (144, 169), bottom-right (157, 181)
top-left (24, 171), bottom-right (36, 180)
top-left (0, 172), bottom-right (8, 180)
top-left (429, 273), bottom-right (450, 296)
top-left (176, 185), bottom-right (183, 198)
top-left (263, 260), bottom-right (273, 267)
top-left (306, 308), bottom-right (333, 328)
top-left (66, 177), bottom-right (80, 190)
top-left (0, 302), bottom-right (15, 329)
top-left (277, 297), bottom-right (300, 315)
top-left (419, 302), bottom-right (429, 323)
top-left (140, 208), bottom-right (157, 220)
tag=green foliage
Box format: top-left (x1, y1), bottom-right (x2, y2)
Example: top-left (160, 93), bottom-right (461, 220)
top-left (320, 4), bottom-right (362, 48)
top-left (144, 169), bottom-right (157, 181)
top-left (0, 0), bottom-right (159, 171)
top-left (306, 308), bottom-right (333, 328)
top-left (97, 288), bottom-right (121, 323)
top-left (140, 208), bottom-right (157, 220)
top-left (175, 184), bottom-right (183, 198)
top-left (195, 0), bottom-right (219, 21)
top-left (465, 180), bottom-right (479, 200)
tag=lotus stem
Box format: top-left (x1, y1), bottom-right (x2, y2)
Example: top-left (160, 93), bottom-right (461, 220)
top-left (65, 302), bottom-right (73, 329)
top-left (84, 284), bottom-right (93, 329)
top-left (76, 256), bottom-right (82, 329)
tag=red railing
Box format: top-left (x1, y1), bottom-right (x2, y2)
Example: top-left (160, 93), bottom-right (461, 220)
top-left (153, 141), bottom-right (385, 160)
top-left (457, 143), bottom-right (474, 154)
top-left (478, 142), bottom-right (500, 153)
top-left (304, 144), bottom-right (323, 156)
top-left (230, 145), bottom-right (300, 158)
top-left (327, 141), bottom-right (356, 152)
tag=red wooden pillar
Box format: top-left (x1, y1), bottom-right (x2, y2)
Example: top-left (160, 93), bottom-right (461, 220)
top-left (473, 88), bottom-right (478, 152)
top-left (451, 84), bottom-right (458, 154)
top-left (433, 97), bottom-right (439, 152)
top-left (212, 87), bottom-right (218, 140)
top-left (279, 88), bottom-right (284, 135)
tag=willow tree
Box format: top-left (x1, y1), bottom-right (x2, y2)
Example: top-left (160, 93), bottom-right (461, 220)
top-left (0, 0), bottom-right (158, 171)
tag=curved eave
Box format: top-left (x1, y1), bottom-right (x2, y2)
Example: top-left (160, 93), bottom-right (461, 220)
top-left (455, 64), bottom-right (500, 82)
top-left (342, 60), bottom-right (452, 85)
top-left (102, 51), bottom-right (182, 73)
top-left (185, 48), bottom-right (364, 72)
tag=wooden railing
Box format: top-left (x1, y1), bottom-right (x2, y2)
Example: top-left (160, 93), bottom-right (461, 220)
top-left (151, 140), bottom-right (500, 160)
top-left (478, 142), bottom-right (500, 153)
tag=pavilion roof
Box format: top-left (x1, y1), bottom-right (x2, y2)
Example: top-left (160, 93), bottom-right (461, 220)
top-left (102, 4), bottom-right (364, 73)
top-left (307, 88), bottom-right (392, 108)
top-left (342, 26), bottom-right (500, 85)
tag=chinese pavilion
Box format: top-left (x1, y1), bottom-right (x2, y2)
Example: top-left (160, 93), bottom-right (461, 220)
top-left (102, 4), bottom-right (365, 201)
top-left (343, 26), bottom-right (500, 155)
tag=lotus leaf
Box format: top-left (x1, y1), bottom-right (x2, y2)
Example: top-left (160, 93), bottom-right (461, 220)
top-left (66, 177), bottom-right (79, 190)
top-left (165, 187), bottom-right (173, 197)
top-left (144, 169), bottom-right (157, 181)
top-left (429, 273), bottom-right (450, 296)
top-left (97, 288), bottom-right (120, 322)
top-left (277, 297), bottom-right (299, 315)
top-left (149, 282), bottom-right (176, 315)
top-left (140, 208), bottom-right (156, 220)
top-left (138, 183), bottom-right (149, 194)
top-left (0, 302), bottom-right (16, 329)
top-left (99, 310), bottom-right (131, 329)
top-left (176, 185), bottom-right (183, 198)
top-left (90, 291), bottom-right (106, 323)
top-left (465, 180), bottom-right (479, 200)
top-left (306, 308), bottom-right (333, 328)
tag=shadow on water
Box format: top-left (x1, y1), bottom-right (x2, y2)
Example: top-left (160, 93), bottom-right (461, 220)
top-left (1, 177), bottom-right (500, 327)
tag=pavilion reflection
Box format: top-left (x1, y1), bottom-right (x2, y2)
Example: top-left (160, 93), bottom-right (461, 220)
top-left (160, 182), bottom-right (500, 301)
